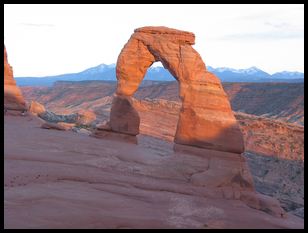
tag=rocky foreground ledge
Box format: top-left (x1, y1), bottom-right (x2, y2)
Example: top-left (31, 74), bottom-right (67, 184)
top-left (4, 114), bottom-right (303, 229)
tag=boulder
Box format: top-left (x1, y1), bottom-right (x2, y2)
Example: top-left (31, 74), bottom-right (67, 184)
top-left (109, 95), bottom-right (140, 136)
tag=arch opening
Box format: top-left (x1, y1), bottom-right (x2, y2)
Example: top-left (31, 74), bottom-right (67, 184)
top-left (132, 61), bottom-right (180, 143)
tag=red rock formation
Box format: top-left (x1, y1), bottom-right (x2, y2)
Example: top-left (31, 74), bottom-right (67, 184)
top-left (4, 45), bottom-right (27, 111)
top-left (93, 94), bottom-right (140, 143)
top-left (110, 26), bottom-right (244, 153)
top-left (29, 101), bottom-right (46, 116)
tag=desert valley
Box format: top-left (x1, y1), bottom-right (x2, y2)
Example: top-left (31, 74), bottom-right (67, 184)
top-left (4, 7), bottom-right (304, 229)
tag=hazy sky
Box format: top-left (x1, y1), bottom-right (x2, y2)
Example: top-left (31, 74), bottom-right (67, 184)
top-left (4, 4), bottom-right (304, 77)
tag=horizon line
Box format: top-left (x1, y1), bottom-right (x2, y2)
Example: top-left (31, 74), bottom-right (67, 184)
top-left (14, 62), bottom-right (304, 78)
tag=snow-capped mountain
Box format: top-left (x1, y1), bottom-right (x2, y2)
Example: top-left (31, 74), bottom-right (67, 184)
top-left (271, 71), bottom-right (304, 79)
top-left (208, 65), bottom-right (269, 77)
top-left (15, 63), bottom-right (304, 86)
top-left (82, 63), bottom-right (116, 74)
top-left (206, 66), bottom-right (303, 82)
top-left (207, 66), bottom-right (267, 75)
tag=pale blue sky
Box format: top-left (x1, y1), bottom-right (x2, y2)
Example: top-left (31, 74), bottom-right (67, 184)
top-left (4, 4), bottom-right (304, 77)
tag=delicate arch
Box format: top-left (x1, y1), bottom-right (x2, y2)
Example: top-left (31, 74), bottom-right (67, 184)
top-left (109, 26), bottom-right (244, 154)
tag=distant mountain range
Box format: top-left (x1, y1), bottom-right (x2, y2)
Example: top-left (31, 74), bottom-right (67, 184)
top-left (207, 66), bottom-right (304, 82)
top-left (15, 63), bottom-right (304, 86)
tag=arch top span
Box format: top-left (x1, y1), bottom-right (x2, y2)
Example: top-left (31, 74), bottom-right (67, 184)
top-left (116, 26), bottom-right (203, 96)
top-left (134, 26), bottom-right (195, 45)
top-left (109, 26), bottom-right (245, 154)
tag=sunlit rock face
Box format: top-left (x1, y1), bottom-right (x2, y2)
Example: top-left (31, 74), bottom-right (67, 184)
top-left (112, 26), bottom-right (244, 153)
top-left (4, 45), bottom-right (27, 111)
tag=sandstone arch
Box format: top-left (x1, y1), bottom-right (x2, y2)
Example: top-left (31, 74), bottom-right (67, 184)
top-left (108, 26), bottom-right (244, 154)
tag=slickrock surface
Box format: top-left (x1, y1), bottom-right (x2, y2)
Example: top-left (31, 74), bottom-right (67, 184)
top-left (4, 115), bottom-right (303, 229)
top-left (41, 121), bottom-right (68, 131)
top-left (4, 45), bottom-right (27, 111)
top-left (132, 99), bottom-right (304, 216)
top-left (114, 26), bottom-right (244, 153)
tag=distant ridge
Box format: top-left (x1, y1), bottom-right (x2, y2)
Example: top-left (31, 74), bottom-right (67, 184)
top-left (16, 63), bottom-right (304, 86)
